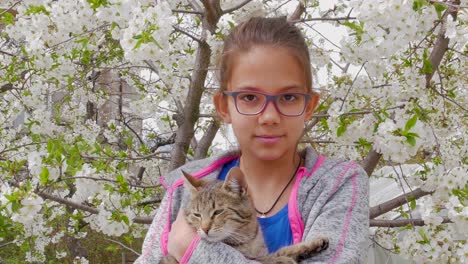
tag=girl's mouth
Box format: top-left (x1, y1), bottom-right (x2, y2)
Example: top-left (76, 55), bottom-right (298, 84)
top-left (255, 135), bottom-right (283, 144)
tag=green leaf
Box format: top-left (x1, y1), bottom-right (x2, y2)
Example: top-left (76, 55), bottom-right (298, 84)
top-left (0, 12), bottom-right (15, 25)
top-left (417, 228), bottom-right (430, 244)
top-left (40, 167), bottom-right (49, 184)
top-left (121, 215), bottom-right (130, 225)
top-left (358, 138), bottom-right (372, 150)
top-left (337, 125), bottom-right (346, 137)
top-left (116, 174), bottom-right (125, 185)
top-left (413, 0), bottom-right (428, 12)
top-left (25, 5), bottom-right (50, 16)
top-left (434, 3), bottom-right (447, 19)
top-left (343, 21), bottom-right (365, 44)
top-left (406, 135), bottom-right (416, 146)
top-left (228, 21), bottom-right (235, 29)
top-left (87, 0), bottom-right (109, 9)
top-left (422, 49), bottom-right (433, 74)
top-left (405, 115), bottom-right (418, 131)
top-left (105, 244), bottom-right (119, 252)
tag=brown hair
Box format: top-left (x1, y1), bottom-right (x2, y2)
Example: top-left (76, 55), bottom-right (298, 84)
top-left (219, 16), bottom-right (313, 93)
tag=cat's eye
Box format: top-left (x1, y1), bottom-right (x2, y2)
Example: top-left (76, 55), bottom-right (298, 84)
top-left (213, 209), bottom-right (224, 216)
top-left (192, 212), bottom-right (201, 218)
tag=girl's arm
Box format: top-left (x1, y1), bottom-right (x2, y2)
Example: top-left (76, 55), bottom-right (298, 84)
top-left (301, 162), bottom-right (369, 263)
top-left (180, 238), bottom-right (262, 263)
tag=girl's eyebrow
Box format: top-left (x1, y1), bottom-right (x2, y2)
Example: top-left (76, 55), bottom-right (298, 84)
top-left (235, 85), bottom-right (304, 92)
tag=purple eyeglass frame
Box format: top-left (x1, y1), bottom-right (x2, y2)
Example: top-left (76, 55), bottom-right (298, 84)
top-left (223, 91), bottom-right (311, 117)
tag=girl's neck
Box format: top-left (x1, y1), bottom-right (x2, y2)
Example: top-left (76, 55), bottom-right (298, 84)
top-left (238, 151), bottom-right (302, 186)
top-left (238, 151), bottom-right (303, 217)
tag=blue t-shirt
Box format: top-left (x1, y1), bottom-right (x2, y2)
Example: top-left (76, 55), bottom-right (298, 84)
top-left (218, 158), bottom-right (293, 253)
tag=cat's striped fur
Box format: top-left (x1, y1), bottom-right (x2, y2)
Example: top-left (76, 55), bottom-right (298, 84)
top-left (160, 167), bottom-right (328, 264)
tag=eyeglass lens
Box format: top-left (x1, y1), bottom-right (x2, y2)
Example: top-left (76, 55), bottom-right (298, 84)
top-left (235, 92), bottom-right (307, 116)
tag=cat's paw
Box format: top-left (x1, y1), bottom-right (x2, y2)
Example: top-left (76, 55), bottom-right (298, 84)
top-left (313, 236), bottom-right (329, 253)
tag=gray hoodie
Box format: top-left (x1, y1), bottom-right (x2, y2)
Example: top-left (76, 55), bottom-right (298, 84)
top-left (135, 147), bottom-right (369, 263)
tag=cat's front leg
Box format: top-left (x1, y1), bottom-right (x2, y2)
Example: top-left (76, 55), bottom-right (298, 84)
top-left (274, 236), bottom-right (329, 262)
top-left (295, 236), bottom-right (329, 261)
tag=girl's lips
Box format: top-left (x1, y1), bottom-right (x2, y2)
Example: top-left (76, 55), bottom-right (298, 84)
top-left (255, 135), bottom-right (283, 144)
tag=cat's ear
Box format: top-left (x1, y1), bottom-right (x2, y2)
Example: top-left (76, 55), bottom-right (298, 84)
top-left (182, 170), bottom-right (204, 192)
top-left (223, 167), bottom-right (248, 196)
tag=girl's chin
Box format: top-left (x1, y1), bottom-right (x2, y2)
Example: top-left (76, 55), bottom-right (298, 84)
top-left (250, 149), bottom-right (288, 161)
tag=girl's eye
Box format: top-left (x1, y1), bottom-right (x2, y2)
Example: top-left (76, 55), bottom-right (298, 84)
top-left (239, 93), bottom-right (258, 102)
top-left (281, 94), bottom-right (297, 102)
top-left (213, 209), bottom-right (224, 216)
top-left (193, 213), bottom-right (201, 218)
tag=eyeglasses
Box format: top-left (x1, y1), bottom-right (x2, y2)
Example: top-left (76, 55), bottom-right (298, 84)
top-left (223, 91), bottom-right (311, 117)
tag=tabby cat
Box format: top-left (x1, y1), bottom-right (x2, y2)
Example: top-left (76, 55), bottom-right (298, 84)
top-left (160, 167), bottom-right (328, 264)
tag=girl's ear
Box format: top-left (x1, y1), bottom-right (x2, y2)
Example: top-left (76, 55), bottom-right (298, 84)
top-left (304, 92), bottom-right (320, 120)
top-left (214, 92), bottom-right (232, 124)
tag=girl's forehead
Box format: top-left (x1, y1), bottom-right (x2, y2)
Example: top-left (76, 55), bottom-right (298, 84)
top-left (227, 46), bottom-right (307, 94)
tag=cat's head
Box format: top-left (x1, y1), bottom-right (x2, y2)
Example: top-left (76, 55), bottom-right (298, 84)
top-left (182, 168), bottom-right (255, 242)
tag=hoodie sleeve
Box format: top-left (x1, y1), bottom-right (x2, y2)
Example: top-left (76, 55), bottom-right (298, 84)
top-left (301, 161), bottom-right (369, 264)
top-left (183, 239), bottom-right (262, 264)
top-left (134, 191), bottom-right (171, 264)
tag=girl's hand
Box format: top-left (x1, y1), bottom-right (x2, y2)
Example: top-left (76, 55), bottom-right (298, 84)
top-left (167, 210), bottom-right (197, 261)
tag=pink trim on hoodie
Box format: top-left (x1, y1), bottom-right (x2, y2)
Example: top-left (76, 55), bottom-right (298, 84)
top-left (140, 187), bottom-right (172, 260)
top-left (308, 155), bottom-right (326, 177)
top-left (288, 167), bottom-right (307, 244)
top-left (171, 155), bottom-right (239, 188)
top-left (161, 187), bottom-right (174, 255)
top-left (289, 155), bottom-right (326, 243)
top-left (180, 235), bottom-right (201, 264)
top-left (329, 164), bottom-right (358, 264)
top-left (331, 162), bottom-right (354, 194)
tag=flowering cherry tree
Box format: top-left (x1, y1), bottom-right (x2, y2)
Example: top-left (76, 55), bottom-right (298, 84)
top-left (0, 0), bottom-right (466, 263)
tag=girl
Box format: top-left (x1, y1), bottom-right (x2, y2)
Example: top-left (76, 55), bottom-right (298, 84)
top-left (136, 17), bottom-right (369, 263)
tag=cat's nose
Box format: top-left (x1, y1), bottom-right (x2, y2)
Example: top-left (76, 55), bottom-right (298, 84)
top-left (201, 225), bottom-right (210, 234)
top-left (201, 222), bottom-right (211, 234)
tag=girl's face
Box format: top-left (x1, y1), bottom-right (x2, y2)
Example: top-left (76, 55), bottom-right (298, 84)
top-left (215, 45), bottom-right (319, 162)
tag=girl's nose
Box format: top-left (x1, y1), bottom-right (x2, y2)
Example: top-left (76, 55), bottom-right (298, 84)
top-left (258, 101), bottom-right (280, 124)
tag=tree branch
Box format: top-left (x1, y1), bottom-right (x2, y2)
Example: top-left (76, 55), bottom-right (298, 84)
top-left (103, 238), bottom-right (140, 255)
top-left (292, 16), bottom-right (357, 23)
top-left (370, 217), bottom-right (451, 227)
top-left (201, 0), bottom-right (222, 34)
top-left (0, 49), bottom-right (16, 56)
top-left (425, 0), bottom-right (461, 88)
top-left (0, 240), bottom-right (16, 249)
top-left (170, 1), bottom-right (221, 169)
top-left (222, 0), bottom-right (253, 14)
top-left (0, 83), bottom-right (14, 93)
top-left (194, 119), bottom-right (220, 159)
top-left (340, 62), bottom-right (366, 111)
top-left (361, 149), bottom-right (382, 177)
top-left (288, 2), bottom-right (305, 21)
top-left (173, 25), bottom-right (202, 43)
top-left (370, 188), bottom-right (433, 219)
top-left (172, 9), bottom-right (203, 15)
top-left (34, 190), bottom-right (153, 224)
top-left (187, 0), bottom-right (203, 13)
top-left (0, 1), bottom-right (20, 17)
